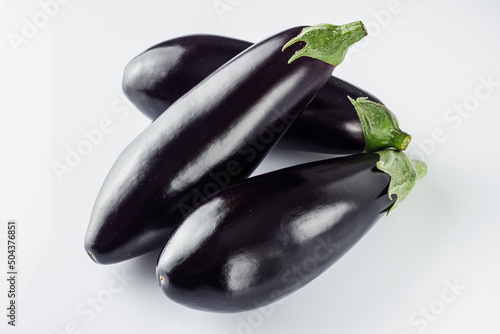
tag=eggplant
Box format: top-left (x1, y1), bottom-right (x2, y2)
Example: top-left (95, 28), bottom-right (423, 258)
top-left (123, 34), bottom-right (410, 154)
top-left (85, 22), bottom-right (368, 264)
top-left (156, 149), bottom-right (427, 312)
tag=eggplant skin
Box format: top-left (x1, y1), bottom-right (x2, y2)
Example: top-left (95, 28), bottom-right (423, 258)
top-left (156, 153), bottom-right (395, 313)
top-left (85, 27), bottom-right (334, 264)
top-left (123, 35), bottom-right (252, 120)
top-left (123, 35), bottom-right (382, 155)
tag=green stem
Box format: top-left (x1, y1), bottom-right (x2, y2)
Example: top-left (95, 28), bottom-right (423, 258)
top-left (412, 160), bottom-right (428, 180)
top-left (282, 21), bottom-right (367, 66)
top-left (348, 97), bottom-right (412, 152)
top-left (375, 149), bottom-right (427, 213)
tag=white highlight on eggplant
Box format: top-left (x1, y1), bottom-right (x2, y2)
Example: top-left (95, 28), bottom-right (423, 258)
top-left (225, 253), bottom-right (260, 292)
top-left (157, 198), bottom-right (225, 272)
top-left (289, 202), bottom-right (350, 244)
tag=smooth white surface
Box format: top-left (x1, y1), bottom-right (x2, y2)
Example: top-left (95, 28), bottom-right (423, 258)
top-left (1, 0), bottom-right (499, 333)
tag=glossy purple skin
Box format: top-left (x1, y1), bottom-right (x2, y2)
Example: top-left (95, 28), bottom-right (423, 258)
top-left (123, 35), bottom-right (383, 155)
top-left (85, 27), bottom-right (334, 264)
top-left (156, 153), bottom-right (395, 312)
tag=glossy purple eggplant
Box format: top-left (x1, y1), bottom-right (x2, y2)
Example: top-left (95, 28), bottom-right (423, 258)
top-left (123, 35), bottom-right (395, 154)
top-left (85, 23), bottom-right (367, 264)
top-left (156, 150), bottom-right (426, 312)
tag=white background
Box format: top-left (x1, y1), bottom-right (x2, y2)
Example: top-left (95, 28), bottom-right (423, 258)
top-left (1, 0), bottom-right (499, 333)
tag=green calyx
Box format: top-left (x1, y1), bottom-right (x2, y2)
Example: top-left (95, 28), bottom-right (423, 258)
top-left (349, 96), bottom-right (412, 153)
top-left (376, 149), bottom-right (427, 213)
top-left (282, 21), bottom-right (367, 66)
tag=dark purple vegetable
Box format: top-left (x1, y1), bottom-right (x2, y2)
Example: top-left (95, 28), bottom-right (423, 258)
top-left (156, 150), bottom-right (426, 312)
top-left (123, 35), bottom-right (410, 154)
top-left (85, 22), bottom-right (367, 264)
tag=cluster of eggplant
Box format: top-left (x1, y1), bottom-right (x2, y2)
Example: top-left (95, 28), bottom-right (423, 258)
top-left (85, 21), bottom-right (427, 313)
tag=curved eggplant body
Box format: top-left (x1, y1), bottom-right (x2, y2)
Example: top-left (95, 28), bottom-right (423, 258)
top-left (123, 36), bottom-right (251, 120)
top-left (85, 27), bottom-right (334, 264)
top-left (123, 35), bottom-right (382, 154)
top-left (156, 153), bottom-right (395, 312)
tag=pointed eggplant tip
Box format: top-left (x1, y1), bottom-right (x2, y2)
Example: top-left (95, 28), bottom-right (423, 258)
top-left (86, 250), bottom-right (99, 264)
top-left (84, 233), bottom-right (113, 265)
top-left (156, 266), bottom-right (169, 290)
top-left (159, 274), bottom-right (165, 286)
